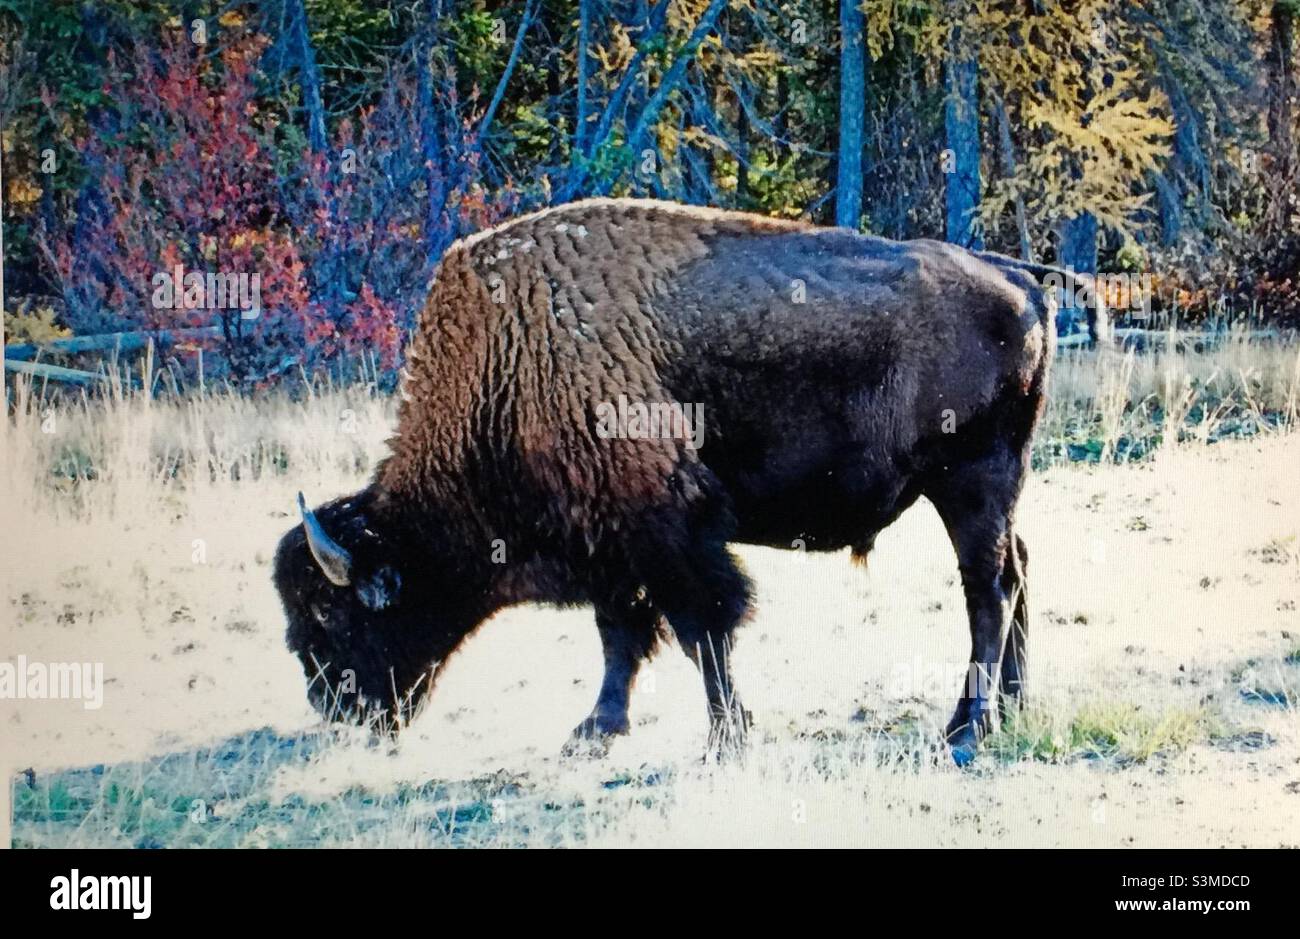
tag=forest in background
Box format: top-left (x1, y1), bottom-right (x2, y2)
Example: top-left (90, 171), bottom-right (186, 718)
top-left (1, 0), bottom-right (1299, 384)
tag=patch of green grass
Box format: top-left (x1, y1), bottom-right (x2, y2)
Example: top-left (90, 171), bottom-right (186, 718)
top-left (986, 703), bottom-right (1219, 764)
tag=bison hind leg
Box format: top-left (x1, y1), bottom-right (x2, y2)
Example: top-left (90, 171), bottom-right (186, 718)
top-left (925, 445), bottom-right (1029, 766)
top-left (998, 533), bottom-right (1030, 724)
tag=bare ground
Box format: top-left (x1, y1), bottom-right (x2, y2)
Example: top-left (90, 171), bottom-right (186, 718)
top-left (4, 424), bottom-right (1298, 847)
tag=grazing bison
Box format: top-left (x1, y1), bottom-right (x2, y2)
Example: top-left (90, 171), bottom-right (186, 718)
top-left (274, 198), bottom-right (1105, 763)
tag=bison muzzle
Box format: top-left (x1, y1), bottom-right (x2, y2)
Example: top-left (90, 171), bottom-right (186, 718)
top-left (274, 198), bottom-right (1104, 764)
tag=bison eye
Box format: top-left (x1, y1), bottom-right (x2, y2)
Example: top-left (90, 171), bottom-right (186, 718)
top-left (310, 603), bottom-right (329, 625)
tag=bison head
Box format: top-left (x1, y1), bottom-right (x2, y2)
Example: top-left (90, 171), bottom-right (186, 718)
top-left (273, 491), bottom-right (472, 731)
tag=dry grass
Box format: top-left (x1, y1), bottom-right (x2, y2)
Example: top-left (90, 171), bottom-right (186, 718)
top-left (3, 334), bottom-right (1300, 848)
top-left (1041, 331), bottom-right (1300, 462)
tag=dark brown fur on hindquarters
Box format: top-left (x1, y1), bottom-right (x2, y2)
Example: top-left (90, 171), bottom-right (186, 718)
top-left (273, 198), bottom-right (1074, 764)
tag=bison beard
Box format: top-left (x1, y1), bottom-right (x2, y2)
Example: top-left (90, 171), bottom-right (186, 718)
top-left (275, 198), bottom-right (1101, 764)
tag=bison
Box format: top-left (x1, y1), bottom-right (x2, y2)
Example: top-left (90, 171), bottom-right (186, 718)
top-left (274, 198), bottom-right (1105, 764)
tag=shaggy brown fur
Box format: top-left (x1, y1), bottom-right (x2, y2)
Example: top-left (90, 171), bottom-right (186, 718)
top-left (379, 200), bottom-right (809, 539)
top-left (275, 197), bottom-right (1096, 763)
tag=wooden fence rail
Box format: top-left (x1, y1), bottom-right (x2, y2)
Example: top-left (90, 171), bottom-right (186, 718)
top-left (3, 326), bottom-right (222, 387)
top-left (1056, 328), bottom-right (1280, 349)
top-left (4, 359), bottom-right (105, 386)
top-left (3, 326), bottom-right (221, 362)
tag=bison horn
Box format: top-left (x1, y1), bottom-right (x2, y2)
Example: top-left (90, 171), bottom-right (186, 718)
top-left (298, 492), bottom-right (352, 587)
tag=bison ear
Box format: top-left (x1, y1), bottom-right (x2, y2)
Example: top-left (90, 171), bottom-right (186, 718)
top-left (356, 565), bottom-right (401, 611)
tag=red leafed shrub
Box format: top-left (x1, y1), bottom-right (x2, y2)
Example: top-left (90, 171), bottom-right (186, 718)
top-left (38, 24), bottom-right (514, 387)
top-left (39, 32), bottom-right (318, 382)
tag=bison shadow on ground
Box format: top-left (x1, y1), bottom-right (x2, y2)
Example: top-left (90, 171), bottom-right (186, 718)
top-left (10, 726), bottom-right (641, 848)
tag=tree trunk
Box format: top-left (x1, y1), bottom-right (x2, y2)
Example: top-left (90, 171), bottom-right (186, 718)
top-left (944, 23), bottom-right (982, 248)
top-left (575, 0), bottom-right (591, 155)
top-left (1268, 2), bottom-right (1295, 153)
top-left (1153, 171), bottom-right (1182, 246)
top-left (993, 94), bottom-right (1031, 260)
top-left (774, 70), bottom-right (788, 156)
top-left (287, 0), bottom-right (327, 152)
top-left (835, 0), bottom-right (866, 229)
top-left (1267, 2), bottom-right (1296, 234)
top-left (1059, 1), bottom-right (1099, 279)
top-left (736, 94), bottom-right (750, 204)
top-left (1059, 212), bottom-right (1098, 274)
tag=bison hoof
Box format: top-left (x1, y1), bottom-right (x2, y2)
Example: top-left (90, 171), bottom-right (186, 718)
top-left (560, 716), bottom-right (628, 759)
top-left (945, 722), bottom-right (986, 767)
top-left (949, 741), bottom-right (978, 768)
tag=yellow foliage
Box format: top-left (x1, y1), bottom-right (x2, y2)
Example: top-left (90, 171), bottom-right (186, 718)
top-left (682, 124), bottom-right (728, 151)
top-left (5, 305), bottom-right (70, 344)
top-left (969, 0), bottom-right (1174, 238)
top-left (593, 22), bottom-right (636, 74)
top-left (860, 0), bottom-right (1173, 241)
top-left (864, 0), bottom-right (948, 62)
top-left (6, 175), bottom-right (43, 206)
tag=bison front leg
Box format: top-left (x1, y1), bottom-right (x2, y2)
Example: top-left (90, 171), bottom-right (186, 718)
top-left (562, 594), bottom-right (661, 758)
